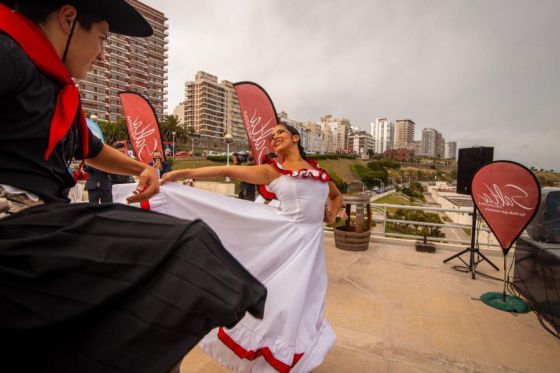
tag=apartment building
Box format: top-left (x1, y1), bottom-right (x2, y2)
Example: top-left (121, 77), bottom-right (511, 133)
top-left (173, 103), bottom-right (185, 125)
top-left (394, 119), bottom-right (416, 149)
top-left (421, 128), bottom-right (446, 158)
top-left (320, 114), bottom-right (351, 152)
top-left (348, 130), bottom-right (374, 158)
top-left (370, 118), bottom-right (394, 154)
top-left (78, 0), bottom-right (168, 121)
top-left (302, 122), bottom-right (325, 153)
top-left (445, 141), bottom-right (457, 159)
top-left (180, 72), bottom-right (246, 143)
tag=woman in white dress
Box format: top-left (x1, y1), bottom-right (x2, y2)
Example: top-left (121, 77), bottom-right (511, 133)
top-left (115, 123), bottom-right (342, 372)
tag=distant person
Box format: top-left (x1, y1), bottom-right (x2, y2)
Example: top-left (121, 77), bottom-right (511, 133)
top-left (109, 143), bottom-right (135, 184)
top-left (149, 149), bottom-right (171, 177)
top-left (239, 152), bottom-right (256, 201)
top-left (83, 164), bottom-right (113, 204)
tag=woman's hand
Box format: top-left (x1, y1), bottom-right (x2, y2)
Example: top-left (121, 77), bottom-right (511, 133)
top-left (160, 169), bottom-right (190, 185)
top-left (323, 208), bottom-right (338, 225)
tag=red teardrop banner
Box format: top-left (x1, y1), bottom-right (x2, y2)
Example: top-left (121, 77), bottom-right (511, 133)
top-left (471, 161), bottom-right (541, 253)
top-left (119, 91), bottom-right (164, 164)
top-left (233, 82), bottom-right (279, 165)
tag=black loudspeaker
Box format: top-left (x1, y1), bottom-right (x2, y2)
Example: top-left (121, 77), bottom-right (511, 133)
top-left (456, 147), bottom-right (494, 195)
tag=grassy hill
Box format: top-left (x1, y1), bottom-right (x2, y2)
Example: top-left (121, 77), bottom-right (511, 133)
top-left (314, 158), bottom-right (362, 182)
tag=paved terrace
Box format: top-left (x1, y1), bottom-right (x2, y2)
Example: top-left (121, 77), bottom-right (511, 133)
top-left (181, 234), bottom-right (560, 372)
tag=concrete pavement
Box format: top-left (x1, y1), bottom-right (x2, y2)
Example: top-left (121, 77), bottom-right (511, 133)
top-left (180, 234), bottom-right (560, 372)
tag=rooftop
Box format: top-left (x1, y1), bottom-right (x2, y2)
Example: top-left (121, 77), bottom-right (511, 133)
top-left (181, 234), bottom-right (560, 372)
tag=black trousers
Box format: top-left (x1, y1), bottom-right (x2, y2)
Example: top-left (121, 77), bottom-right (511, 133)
top-left (0, 203), bottom-right (266, 373)
top-left (87, 188), bottom-right (113, 204)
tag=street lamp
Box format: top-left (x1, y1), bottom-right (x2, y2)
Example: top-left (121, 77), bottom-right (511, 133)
top-left (172, 131), bottom-right (176, 157)
top-left (374, 178), bottom-right (384, 192)
top-left (224, 133), bottom-right (233, 182)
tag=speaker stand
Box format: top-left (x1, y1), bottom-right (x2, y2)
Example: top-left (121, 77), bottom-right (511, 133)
top-left (443, 207), bottom-right (499, 279)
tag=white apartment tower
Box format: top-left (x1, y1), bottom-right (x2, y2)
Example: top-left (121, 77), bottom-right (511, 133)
top-left (78, 0), bottom-right (168, 121)
top-left (370, 118), bottom-right (394, 154)
top-left (445, 141), bottom-right (457, 159)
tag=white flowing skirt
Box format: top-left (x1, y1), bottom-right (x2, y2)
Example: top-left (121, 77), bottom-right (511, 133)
top-left (113, 183), bottom-right (335, 372)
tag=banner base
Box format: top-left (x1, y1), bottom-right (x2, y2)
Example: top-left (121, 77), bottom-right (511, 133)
top-left (480, 292), bottom-right (530, 313)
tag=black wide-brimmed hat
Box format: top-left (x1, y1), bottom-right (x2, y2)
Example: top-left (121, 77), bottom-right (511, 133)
top-left (0, 0), bottom-right (153, 37)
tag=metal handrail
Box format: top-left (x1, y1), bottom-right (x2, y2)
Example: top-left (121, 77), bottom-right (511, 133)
top-left (366, 201), bottom-right (500, 248)
top-left (371, 203), bottom-right (471, 214)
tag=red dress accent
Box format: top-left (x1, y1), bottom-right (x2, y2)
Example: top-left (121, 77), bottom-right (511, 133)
top-left (258, 158), bottom-right (331, 200)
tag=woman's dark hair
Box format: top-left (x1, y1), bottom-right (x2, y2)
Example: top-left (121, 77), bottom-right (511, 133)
top-left (14, 0), bottom-right (103, 31)
top-left (278, 122), bottom-right (306, 159)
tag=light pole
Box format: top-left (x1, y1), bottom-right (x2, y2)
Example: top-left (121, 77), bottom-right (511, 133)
top-left (191, 137), bottom-right (194, 156)
top-left (374, 178), bottom-right (384, 192)
top-left (224, 133), bottom-right (233, 182)
top-left (172, 131), bottom-right (176, 157)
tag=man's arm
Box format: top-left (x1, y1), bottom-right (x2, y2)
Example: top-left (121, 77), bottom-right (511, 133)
top-left (85, 144), bottom-right (159, 203)
top-left (0, 36), bottom-right (21, 97)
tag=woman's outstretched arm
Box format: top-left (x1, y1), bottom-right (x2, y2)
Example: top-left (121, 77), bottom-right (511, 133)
top-left (160, 164), bottom-right (279, 186)
top-left (324, 181), bottom-right (343, 225)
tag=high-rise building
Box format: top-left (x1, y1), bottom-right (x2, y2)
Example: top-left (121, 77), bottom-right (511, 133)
top-left (394, 119), bottom-right (415, 149)
top-left (78, 0), bottom-right (168, 121)
top-left (320, 114), bottom-right (351, 152)
top-left (370, 118), bottom-right (394, 154)
top-left (421, 128), bottom-right (445, 158)
top-left (182, 71), bottom-right (245, 142)
top-left (302, 122), bottom-right (324, 153)
top-left (173, 103), bottom-right (185, 125)
top-left (445, 141), bottom-right (457, 159)
top-left (222, 80), bottom-right (246, 144)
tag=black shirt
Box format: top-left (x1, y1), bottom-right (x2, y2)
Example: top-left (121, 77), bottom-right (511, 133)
top-left (0, 33), bottom-right (103, 203)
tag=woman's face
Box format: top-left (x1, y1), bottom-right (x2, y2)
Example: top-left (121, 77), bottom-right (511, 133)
top-left (271, 125), bottom-right (299, 154)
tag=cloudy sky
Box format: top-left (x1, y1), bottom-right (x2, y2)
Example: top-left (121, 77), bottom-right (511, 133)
top-left (142, 0), bottom-right (559, 171)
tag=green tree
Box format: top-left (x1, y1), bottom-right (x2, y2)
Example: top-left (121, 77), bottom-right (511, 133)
top-left (159, 115), bottom-right (189, 142)
top-left (98, 118), bottom-right (128, 145)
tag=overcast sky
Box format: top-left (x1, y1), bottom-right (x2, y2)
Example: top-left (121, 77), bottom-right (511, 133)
top-left (143, 0), bottom-right (559, 171)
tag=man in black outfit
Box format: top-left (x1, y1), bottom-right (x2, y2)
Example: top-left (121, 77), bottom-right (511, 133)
top-left (110, 142), bottom-right (136, 184)
top-left (84, 164), bottom-right (113, 203)
top-left (0, 1), bottom-right (266, 372)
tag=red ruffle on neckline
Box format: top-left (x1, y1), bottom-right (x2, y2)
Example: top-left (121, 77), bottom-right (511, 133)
top-left (258, 159), bottom-right (331, 200)
top-left (217, 327), bottom-right (304, 373)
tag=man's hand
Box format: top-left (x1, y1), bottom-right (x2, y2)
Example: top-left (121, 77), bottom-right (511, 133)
top-left (126, 167), bottom-right (160, 204)
top-left (160, 169), bottom-right (190, 185)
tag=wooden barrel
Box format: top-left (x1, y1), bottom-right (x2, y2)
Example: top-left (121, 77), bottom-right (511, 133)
top-left (334, 193), bottom-right (372, 251)
top-left (334, 227), bottom-right (371, 251)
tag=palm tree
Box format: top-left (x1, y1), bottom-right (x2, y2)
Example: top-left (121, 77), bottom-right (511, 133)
top-left (98, 118), bottom-right (129, 145)
top-left (160, 115), bottom-right (189, 143)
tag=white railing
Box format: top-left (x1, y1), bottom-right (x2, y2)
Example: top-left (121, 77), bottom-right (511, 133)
top-left (369, 203), bottom-right (500, 248)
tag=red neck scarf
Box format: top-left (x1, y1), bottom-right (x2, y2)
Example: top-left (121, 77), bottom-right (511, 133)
top-left (0, 4), bottom-right (88, 160)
